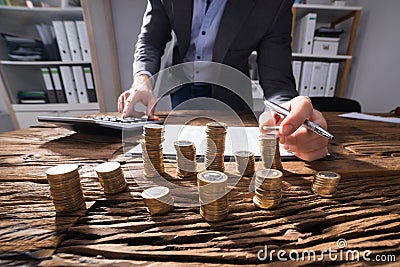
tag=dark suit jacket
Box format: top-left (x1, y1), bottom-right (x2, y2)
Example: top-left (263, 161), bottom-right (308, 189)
top-left (134, 0), bottom-right (298, 111)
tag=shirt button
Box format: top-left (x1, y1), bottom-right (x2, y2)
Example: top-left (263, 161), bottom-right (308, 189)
top-left (196, 71), bottom-right (199, 74)
top-left (196, 56), bottom-right (200, 60)
top-left (201, 31), bottom-right (206, 35)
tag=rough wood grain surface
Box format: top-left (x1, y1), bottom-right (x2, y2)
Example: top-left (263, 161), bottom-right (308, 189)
top-left (0, 112), bottom-right (399, 266)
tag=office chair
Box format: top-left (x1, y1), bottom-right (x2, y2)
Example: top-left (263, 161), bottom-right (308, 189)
top-left (310, 97), bottom-right (361, 112)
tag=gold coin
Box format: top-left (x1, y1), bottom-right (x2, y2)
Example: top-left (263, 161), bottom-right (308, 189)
top-left (142, 186), bottom-right (169, 199)
top-left (256, 169), bottom-right (282, 179)
top-left (95, 161), bottom-right (120, 173)
top-left (253, 195), bottom-right (281, 209)
top-left (46, 164), bottom-right (79, 176)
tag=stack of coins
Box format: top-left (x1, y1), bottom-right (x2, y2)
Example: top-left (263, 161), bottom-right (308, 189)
top-left (45, 164), bottom-right (85, 213)
top-left (174, 140), bottom-right (197, 178)
top-left (253, 169), bottom-right (282, 209)
top-left (142, 124), bottom-right (165, 177)
top-left (95, 162), bottom-right (127, 194)
top-left (312, 171), bottom-right (341, 197)
top-left (259, 133), bottom-right (283, 171)
top-left (197, 171), bottom-right (229, 222)
top-left (141, 186), bottom-right (174, 215)
top-left (234, 150), bottom-right (255, 176)
top-left (205, 122), bottom-right (227, 172)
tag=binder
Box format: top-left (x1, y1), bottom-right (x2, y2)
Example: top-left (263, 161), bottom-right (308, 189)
top-left (309, 62), bottom-right (321, 97)
top-left (325, 63), bottom-right (339, 97)
top-left (75, 21), bottom-right (91, 62)
top-left (50, 67), bottom-right (67, 103)
top-left (64, 21), bottom-right (83, 62)
top-left (72, 66), bottom-right (89, 103)
top-left (292, 61), bottom-right (302, 92)
top-left (52, 21), bottom-right (72, 61)
top-left (293, 13), bottom-right (317, 54)
top-left (59, 66), bottom-right (79, 104)
top-left (83, 67), bottom-right (97, 102)
top-left (40, 68), bottom-right (57, 103)
top-left (309, 62), bottom-right (329, 97)
top-left (317, 62), bottom-right (329, 96)
top-left (298, 61), bottom-right (313, 96)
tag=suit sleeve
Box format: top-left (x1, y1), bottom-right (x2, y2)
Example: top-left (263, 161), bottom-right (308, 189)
top-left (257, 0), bottom-right (298, 104)
top-left (133, 0), bottom-right (172, 77)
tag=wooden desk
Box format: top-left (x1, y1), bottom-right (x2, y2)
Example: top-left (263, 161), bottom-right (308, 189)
top-left (0, 112), bottom-right (399, 266)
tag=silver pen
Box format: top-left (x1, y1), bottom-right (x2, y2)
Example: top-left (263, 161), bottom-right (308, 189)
top-left (263, 100), bottom-right (334, 141)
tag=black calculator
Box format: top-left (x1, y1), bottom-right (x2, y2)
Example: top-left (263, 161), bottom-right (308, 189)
top-left (37, 115), bottom-right (163, 134)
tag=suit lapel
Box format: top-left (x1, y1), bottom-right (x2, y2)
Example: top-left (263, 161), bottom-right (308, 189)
top-left (172, 0), bottom-right (193, 58)
top-left (213, 0), bottom-right (255, 63)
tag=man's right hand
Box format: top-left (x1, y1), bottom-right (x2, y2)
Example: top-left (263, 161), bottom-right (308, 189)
top-left (118, 74), bottom-right (156, 118)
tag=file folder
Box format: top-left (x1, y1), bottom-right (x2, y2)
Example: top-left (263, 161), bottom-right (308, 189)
top-left (72, 66), bottom-right (89, 103)
top-left (293, 13), bottom-right (317, 54)
top-left (292, 61), bottom-right (302, 92)
top-left (298, 61), bottom-right (312, 96)
top-left (309, 62), bottom-right (329, 97)
top-left (40, 67), bottom-right (57, 103)
top-left (317, 62), bottom-right (329, 96)
top-left (75, 21), bottom-right (91, 62)
top-left (53, 21), bottom-right (72, 61)
top-left (64, 21), bottom-right (83, 62)
top-left (50, 67), bottom-right (67, 103)
top-left (325, 63), bottom-right (339, 97)
top-left (83, 67), bottom-right (97, 102)
top-left (59, 66), bottom-right (79, 104)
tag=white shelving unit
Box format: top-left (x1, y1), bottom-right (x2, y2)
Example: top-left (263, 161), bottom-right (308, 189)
top-left (248, 3), bottom-right (361, 106)
top-left (293, 3), bottom-right (362, 23)
top-left (0, 60), bottom-right (90, 65)
top-left (292, 53), bottom-right (352, 60)
top-left (292, 4), bottom-right (362, 97)
top-left (13, 103), bottom-right (99, 129)
top-left (0, 6), bottom-right (99, 129)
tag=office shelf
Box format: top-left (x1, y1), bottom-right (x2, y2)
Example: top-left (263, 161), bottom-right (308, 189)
top-left (0, 6), bottom-right (82, 39)
top-left (0, 60), bottom-right (91, 66)
top-left (292, 53), bottom-right (352, 61)
top-left (293, 4), bottom-right (362, 24)
top-left (12, 103), bottom-right (99, 129)
top-left (0, 5), bottom-right (99, 129)
top-left (292, 4), bottom-right (362, 97)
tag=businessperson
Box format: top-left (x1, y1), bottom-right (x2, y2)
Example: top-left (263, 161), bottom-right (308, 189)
top-left (118, 0), bottom-right (329, 161)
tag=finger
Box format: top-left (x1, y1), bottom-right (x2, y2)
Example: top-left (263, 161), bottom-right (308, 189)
top-left (285, 109), bottom-right (328, 144)
top-left (118, 91), bottom-right (131, 114)
top-left (280, 125), bottom-right (321, 147)
top-left (280, 96), bottom-right (313, 136)
top-left (292, 146), bottom-right (329, 161)
top-left (122, 92), bottom-right (141, 118)
top-left (283, 135), bottom-right (329, 154)
top-left (146, 95), bottom-right (156, 119)
top-left (308, 109), bottom-right (328, 129)
top-left (117, 95), bottom-right (124, 114)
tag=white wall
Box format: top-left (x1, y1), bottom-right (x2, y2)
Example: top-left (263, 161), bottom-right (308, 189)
top-left (345, 0), bottom-right (400, 112)
top-left (110, 0), bottom-right (171, 111)
top-left (111, 0), bottom-right (147, 91)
